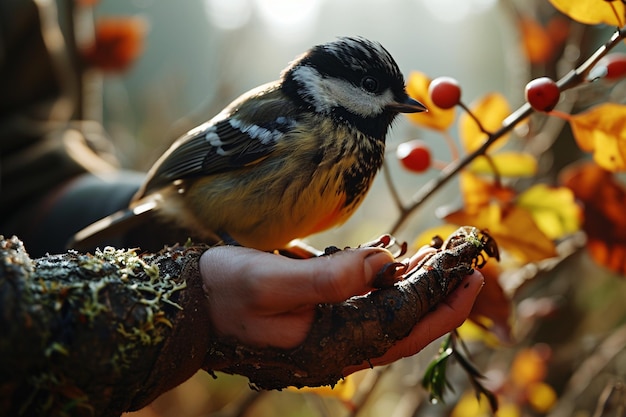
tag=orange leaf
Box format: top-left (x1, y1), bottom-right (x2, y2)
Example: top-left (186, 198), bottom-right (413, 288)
top-left (412, 224), bottom-right (459, 249)
top-left (82, 16), bottom-right (148, 72)
top-left (468, 261), bottom-right (512, 344)
top-left (569, 103), bottom-right (626, 172)
top-left (459, 171), bottom-right (516, 214)
top-left (459, 93), bottom-right (511, 153)
top-left (561, 162), bottom-right (626, 275)
top-left (405, 72), bottom-right (455, 131)
top-left (549, 0), bottom-right (626, 26)
top-left (519, 16), bottom-right (554, 64)
top-left (510, 345), bottom-right (550, 387)
top-left (444, 204), bottom-right (557, 263)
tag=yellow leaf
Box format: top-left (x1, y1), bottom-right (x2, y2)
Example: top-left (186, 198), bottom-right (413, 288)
top-left (459, 93), bottom-right (511, 153)
top-left (413, 224), bottom-right (459, 249)
top-left (444, 204), bottom-right (557, 263)
top-left (570, 103), bottom-right (626, 172)
top-left (452, 392), bottom-right (521, 417)
top-left (405, 72), bottom-right (456, 131)
top-left (456, 319), bottom-right (502, 347)
top-left (517, 184), bottom-right (582, 240)
top-left (510, 347), bottom-right (548, 387)
top-left (289, 376), bottom-right (356, 400)
top-left (527, 382), bottom-right (557, 413)
top-left (460, 171), bottom-right (516, 214)
top-left (549, 0), bottom-right (625, 26)
top-left (469, 152), bottom-right (538, 177)
top-left (450, 391), bottom-right (492, 417)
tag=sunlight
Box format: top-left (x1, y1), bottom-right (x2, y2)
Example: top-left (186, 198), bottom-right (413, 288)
top-left (253, 0), bottom-right (323, 40)
top-left (203, 0), bottom-right (252, 30)
top-left (420, 0), bottom-right (496, 22)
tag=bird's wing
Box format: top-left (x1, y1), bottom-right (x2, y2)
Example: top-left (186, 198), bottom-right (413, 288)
top-left (137, 83), bottom-right (300, 197)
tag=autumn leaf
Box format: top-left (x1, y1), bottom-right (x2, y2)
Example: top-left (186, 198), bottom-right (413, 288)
top-left (290, 375), bottom-right (356, 401)
top-left (405, 72), bottom-right (456, 131)
top-left (459, 171), bottom-right (516, 214)
top-left (510, 346), bottom-right (557, 413)
top-left (459, 93), bottom-right (511, 153)
top-left (549, 0), bottom-right (626, 26)
top-left (468, 152), bottom-right (538, 177)
top-left (516, 184), bottom-right (582, 240)
top-left (561, 162), bottom-right (626, 275)
top-left (413, 224), bottom-right (459, 249)
top-left (519, 15), bottom-right (570, 64)
top-left (467, 261), bottom-right (512, 345)
top-left (568, 103), bottom-right (626, 172)
top-left (82, 16), bottom-right (148, 72)
top-left (444, 204), bottom-right (557, 263)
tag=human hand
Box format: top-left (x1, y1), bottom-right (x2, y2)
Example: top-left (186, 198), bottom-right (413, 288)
top-left (200, 245), bottom-right (484, 376)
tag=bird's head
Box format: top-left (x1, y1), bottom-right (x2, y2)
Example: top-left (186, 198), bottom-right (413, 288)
top-left (281, 36), bottom-right (426, 140)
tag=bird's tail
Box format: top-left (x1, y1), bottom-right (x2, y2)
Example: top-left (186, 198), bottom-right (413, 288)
top-left (68, 198), bottom-right (158, 252)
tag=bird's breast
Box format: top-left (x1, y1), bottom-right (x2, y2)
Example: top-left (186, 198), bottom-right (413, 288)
top-left (183, 119), bottom-right (385, 250)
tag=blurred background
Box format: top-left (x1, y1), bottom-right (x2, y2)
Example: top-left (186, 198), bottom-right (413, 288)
top-left (6, 0), bottom-right (626, 416)
top-left (91, 0), bottom-right (514, 249)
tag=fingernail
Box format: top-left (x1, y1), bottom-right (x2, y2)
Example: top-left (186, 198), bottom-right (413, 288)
top-left (363, 248), bottom-right (395, 282)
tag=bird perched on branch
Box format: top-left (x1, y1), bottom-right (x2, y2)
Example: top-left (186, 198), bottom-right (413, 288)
top-left (71, 36), bottom-right (426, 251)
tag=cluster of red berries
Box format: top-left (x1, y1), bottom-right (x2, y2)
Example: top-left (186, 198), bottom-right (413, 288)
top-left (396, 52), bottom-right (626, 174)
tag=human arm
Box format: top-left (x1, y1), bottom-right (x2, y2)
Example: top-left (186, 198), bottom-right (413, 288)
top-left (0, 235), bottom-right (482, 416)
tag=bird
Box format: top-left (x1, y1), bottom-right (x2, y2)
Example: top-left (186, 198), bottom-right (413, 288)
top-left (70, 36), bottom-right (426, 252)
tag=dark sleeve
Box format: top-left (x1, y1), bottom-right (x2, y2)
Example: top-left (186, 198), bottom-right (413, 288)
top-left (0, 236), bottom-right (215, 417)
top-left (0, 0), bottom-right (147, 256)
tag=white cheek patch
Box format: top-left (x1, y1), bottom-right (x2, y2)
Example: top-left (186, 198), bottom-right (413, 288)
top-left (323, 78), bottom-right (394, 118)
top-left (291, 66), bottom-right (338, 113)
top-left (291, 65), bottom-right (395, 118)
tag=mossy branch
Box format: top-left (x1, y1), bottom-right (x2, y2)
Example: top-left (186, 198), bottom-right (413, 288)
top-left (0, 227), bottom-right (495, 416)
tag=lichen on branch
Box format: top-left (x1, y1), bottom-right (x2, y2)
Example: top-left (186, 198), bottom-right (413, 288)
top-left (0, 237), bottom-right (212, 417)
top-left (0, 226), bottom-right (497, 416)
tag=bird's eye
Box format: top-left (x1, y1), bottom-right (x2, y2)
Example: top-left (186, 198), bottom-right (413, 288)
top-left (361, 76), bottom-right (379, 93)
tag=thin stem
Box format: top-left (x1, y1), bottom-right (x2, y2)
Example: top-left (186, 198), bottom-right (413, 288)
top-left (382, 161), bottom-right (407, 217)
top-left (442, 129), bottom-right (460, 161)
top-left (481, 154), bottom-right (502, 188)
top-left (388, 26), bottom-right (626, 235)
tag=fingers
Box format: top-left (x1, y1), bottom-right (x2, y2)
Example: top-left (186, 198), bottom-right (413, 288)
top-left (343, 271), bottom-right (485, 375)
top-left (200, 246), bottom-right (396, 312)
top-left (200, 245), bottom-right (483, 355)
top-left (199, 245), bottom-right (396, 348)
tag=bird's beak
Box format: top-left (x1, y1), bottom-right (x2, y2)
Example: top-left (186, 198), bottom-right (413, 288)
top-left (387, 96), bottom-right (427, 113)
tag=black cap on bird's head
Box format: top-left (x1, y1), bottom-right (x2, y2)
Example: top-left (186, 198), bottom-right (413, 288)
top-left (281, 36), bottom-right (426, 139)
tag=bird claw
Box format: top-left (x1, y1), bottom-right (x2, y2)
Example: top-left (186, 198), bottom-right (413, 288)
top-left (372, 261), bottom-right (409, 288)
top-left (359, 234), bottom-right (408, 258)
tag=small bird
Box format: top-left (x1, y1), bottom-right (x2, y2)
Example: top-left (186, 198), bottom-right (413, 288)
top-left (71, 36), bottom-right (426, 251)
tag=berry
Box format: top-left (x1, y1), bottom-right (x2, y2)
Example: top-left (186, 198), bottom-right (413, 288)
top-left (596, 52), bottom-right (626, 80)
top-left (525, 77), bottom-right (560, 112)
top-left (397, 140), bottom-right (432, 173)
top-left (429, 77), bottom-right (462, 109)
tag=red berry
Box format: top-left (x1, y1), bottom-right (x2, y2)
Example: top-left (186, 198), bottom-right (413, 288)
top-left (397, 140), bottom-right (432, 173)
top-left (525, 77), bottom-right (560, 112)
top-left (429, 77), bottom-right (462, 109)
top-left (596, 52), bottom-right (626, 80)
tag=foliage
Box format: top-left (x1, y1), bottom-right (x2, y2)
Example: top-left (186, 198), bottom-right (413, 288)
top-left (78, 0), bottom-right (626, 416)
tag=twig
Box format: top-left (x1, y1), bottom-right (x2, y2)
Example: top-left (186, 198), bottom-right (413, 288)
top-left (388, 25), bottom-right (626, 235)
top-left (547, 323), bottom-right (626, 417)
